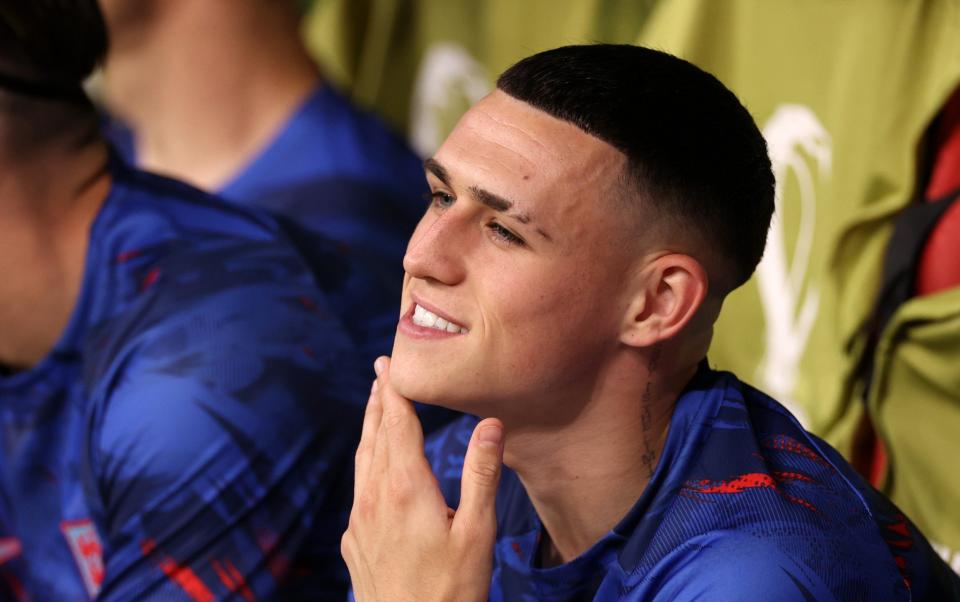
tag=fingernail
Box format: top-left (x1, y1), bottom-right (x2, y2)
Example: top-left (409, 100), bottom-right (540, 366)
top-left (374, 357), bottom-right (385, 375)
top-left (478, 424), bottom-right (503, 448)
top-left (371, 380), bottom-right (378, 393)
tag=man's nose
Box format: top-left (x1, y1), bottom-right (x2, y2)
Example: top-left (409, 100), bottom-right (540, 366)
top-left (402, 211), bottom-right (467, 285)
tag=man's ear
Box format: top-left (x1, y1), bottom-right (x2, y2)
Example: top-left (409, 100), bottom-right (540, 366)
top-left (620, 254), bottom-right (709, 348)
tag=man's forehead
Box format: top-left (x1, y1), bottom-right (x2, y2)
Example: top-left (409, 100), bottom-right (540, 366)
top-left (439, 90), bottom-right (625, 180)
top-left (428, 91), bottom-right (637, 252)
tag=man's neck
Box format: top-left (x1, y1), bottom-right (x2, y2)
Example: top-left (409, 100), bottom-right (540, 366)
top-left (102, 2), bottom-right (319, 191)
top-left (0, 120), bottom-right (110, 371)
top-left (504, 351), bottom-right (696, 566)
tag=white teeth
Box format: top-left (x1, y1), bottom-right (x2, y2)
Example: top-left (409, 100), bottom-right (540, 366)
top-left (412, 304), bottom-right (467, 334)
top-left (413, 304), bottom-right (435, 327)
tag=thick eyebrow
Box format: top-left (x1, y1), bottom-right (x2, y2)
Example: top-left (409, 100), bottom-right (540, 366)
top-left (424, 158), bottom-right (451, 187)
top-left (469, 185), bottom-right (517, 216)
top-left (470, 187), bottom-right (553, 241)
top-left (424, 157), bottom-right (553, 242)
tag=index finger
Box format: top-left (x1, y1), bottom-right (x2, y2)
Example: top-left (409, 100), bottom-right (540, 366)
top-left (374, 357), bottom-right (426, 466)
top-left (354, 379), bottom-right (383, 499)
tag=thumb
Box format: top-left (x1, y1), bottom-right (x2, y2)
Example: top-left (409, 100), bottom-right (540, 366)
top-left (453, 418), bottom-right (504, 538)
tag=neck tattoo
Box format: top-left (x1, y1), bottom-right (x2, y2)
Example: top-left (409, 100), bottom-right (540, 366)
top-left (639, 347), bottom-right (661, 478)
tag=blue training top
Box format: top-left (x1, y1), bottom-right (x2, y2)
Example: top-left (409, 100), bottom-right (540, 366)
top-left (104, 84), bottom-right (458, 434)
top-left (105, 83), bottom-right (427, 297)
top-left (426, 365), bottom-right (960, 601)
top-left (0, 158), bottom-right (369, 600)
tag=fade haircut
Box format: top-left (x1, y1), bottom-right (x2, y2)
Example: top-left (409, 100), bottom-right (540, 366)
top-left (0, 0), bottom-right (107, 90)
top-left (497, 44), bottom-right (774, 290)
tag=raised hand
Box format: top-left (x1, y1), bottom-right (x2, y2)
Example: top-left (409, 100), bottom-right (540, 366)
top-left (341, 357), bottom-right (504, 602)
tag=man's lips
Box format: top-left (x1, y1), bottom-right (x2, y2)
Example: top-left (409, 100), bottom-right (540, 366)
top-left (399, 297), bottom-right (468, 337)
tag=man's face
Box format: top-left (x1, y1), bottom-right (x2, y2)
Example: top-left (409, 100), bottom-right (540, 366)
top-left (391, 91), bottom-right (642, 423)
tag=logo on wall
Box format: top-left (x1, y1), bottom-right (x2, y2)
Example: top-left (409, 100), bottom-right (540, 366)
top-left (409, 43), bottom-right (492, 157)
top-left (757, 105), bottom-right (832, 424)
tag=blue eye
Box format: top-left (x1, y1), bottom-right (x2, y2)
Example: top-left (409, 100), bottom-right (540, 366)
top-left (488, 222), bottom-right (524, 246)
top-left (425, 190), bottom-right (455, 210)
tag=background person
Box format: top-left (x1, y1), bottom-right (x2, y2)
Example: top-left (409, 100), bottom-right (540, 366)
top-left (0, 2), bottom-right (367, 598)
top-left (98, 0), bottom-right (427, 368)
top-left (98, 0), bottom-right (460, 433)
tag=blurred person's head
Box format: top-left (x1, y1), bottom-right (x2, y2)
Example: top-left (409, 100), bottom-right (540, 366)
top-left (0, 0), bottom-right (107, 151)
top-left (0, 1), bottom-right (112, 372)
top-left (389, 45), bottom-right (774, 424)
top-left (97, 0), bottom-right (328, 198)
top-left (99, 0), bottom-right (303, 50)
top-left (0, 0), bottom-right (106, 86)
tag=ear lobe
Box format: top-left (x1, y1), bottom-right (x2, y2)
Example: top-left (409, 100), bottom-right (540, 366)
top-left (620, 254), bottom-right (709, 348)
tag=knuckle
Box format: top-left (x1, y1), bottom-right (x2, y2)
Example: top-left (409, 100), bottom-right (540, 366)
top-left (382, 407), bottom-right (405, 430)
top-left (339, 531), bottom-right (352, 559)
top-left (354, 491), bottom-right (377, 519)
top-left (467, 460), bottom-right (500, 486)
top-left (387, 472), bottom-right (413, 503)
top-left (354, 444), bottom-right (370, 464)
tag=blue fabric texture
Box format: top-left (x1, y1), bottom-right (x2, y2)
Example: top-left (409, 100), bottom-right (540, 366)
top-left (426, 365), bottom-right (960, 601)
top-left (216, 84), bottom-right (426, 297)
top-left (103, 84), bottom-right (458, 434)
top-left (105, 83), bottom-right (426, 299)
top-left (0, 159), bottom-right (370, 600)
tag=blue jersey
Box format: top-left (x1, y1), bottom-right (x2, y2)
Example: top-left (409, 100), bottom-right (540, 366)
top-left (105, 83), bottom-right (426, 295)
top-left (426, 365), bottom-right (960, 601)
top-left (218, 84), bottom-right (427, 266)
top-left (0, 158), bottom-right (369, 600)
top-left (104, 85), bottom-right (457, 434)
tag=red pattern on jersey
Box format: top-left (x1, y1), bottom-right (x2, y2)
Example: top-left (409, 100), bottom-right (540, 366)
top-left (682, 469), bottom-right (821, 513)
top-left (141, 539), bottom-right (214, 602)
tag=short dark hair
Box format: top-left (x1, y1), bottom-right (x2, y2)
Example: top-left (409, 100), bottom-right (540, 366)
top-left (497, 44), bottom-right (774, 290)
top-left (0, 0), bottom-right (108, 87)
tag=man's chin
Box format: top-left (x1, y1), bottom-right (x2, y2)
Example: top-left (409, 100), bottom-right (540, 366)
top-left (388, 359), bottom-right (443, 405)
top-left (392, 378), bottom-right (435, 405)
top-left (388, 360), bottom-right (477, 414)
